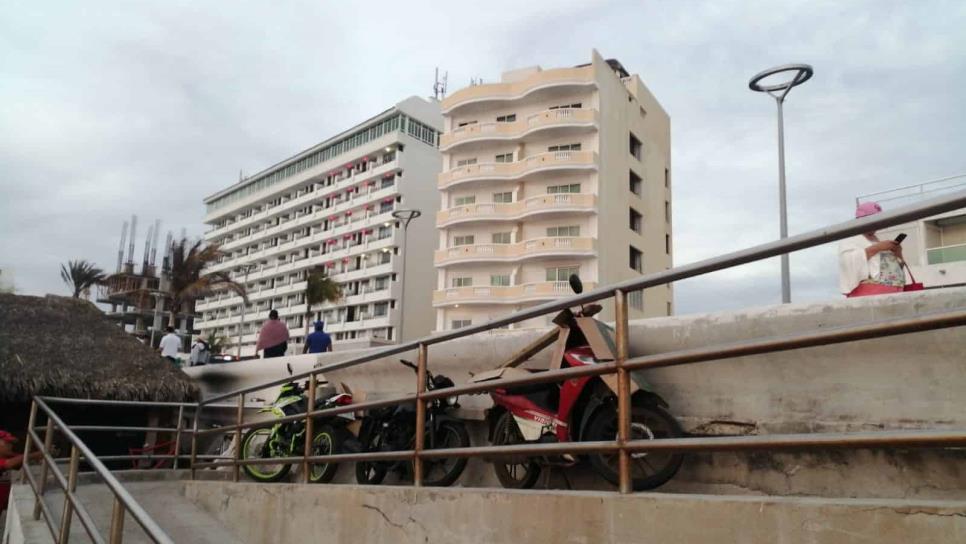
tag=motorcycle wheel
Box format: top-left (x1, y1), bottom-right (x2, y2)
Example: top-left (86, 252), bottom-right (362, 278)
top-left (421, 421), bottom-right (470, 487)
top-left (355, 430), bottom-right (388, 485)
top-left (308, 425), bottom-right (343, 484)
top-left (240, 428), bottom-right (291, 483)
top-left (585, 401), bottom-right (684, 491)
top-left (491, 412), bottom-right (541, 489)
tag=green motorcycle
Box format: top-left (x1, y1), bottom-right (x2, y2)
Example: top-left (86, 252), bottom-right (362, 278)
top-left (241, 366), bottom-right (360, 483)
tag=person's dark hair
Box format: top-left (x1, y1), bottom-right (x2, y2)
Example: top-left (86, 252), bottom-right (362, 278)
top-left (269, 309), bottom-right (279, 320)
top-left (166, 326), bottom-right (174, 333)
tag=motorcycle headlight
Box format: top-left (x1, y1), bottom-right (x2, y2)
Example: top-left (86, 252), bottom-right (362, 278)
top-left (446, 396), bottom-right (459, 406)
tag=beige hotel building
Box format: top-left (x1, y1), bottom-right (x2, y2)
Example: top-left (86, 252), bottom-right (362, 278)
top-left (434, 51), bottom-right (672, 331)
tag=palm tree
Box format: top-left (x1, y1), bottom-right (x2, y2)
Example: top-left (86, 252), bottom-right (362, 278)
top-left (304, 266), bottom-right (341, 338)
top-left (60, 260), bottom-right (106, 298)
top-left (166, 238), bottom-right (248, 329)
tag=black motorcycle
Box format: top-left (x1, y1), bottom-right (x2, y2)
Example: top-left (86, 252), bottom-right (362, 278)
top-left (355, 359), bottom-right (470, 487)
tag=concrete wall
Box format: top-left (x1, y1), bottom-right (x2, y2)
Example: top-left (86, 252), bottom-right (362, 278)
top-left (186, 287), bottom-right (966, 498)
top-left (184, 481), bottom-right (966, 544)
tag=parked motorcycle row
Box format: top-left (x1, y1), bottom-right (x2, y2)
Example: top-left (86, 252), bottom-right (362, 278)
top-left (240, 275), bottom-right (684, 491)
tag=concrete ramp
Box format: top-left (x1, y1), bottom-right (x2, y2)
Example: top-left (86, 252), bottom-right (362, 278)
top-left (184, 481), bottom-right (966, 544)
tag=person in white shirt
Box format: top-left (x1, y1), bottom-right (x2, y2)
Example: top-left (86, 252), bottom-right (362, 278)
top-left (158, 327), bottom-right (182, 366)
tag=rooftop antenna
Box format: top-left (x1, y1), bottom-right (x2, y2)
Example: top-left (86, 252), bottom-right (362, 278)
top-left (116, 221), bottom-right (129, 272)
top-left (127, 215), bottom-right (138, 266)
top-left (433, 67), bottom-right (448, 100)
top-left (149, 219), bottom-right (161, 267)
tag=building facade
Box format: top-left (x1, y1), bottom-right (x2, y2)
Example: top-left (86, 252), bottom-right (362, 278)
top-left (857, 174), bottom-right (966, 289)
top-left (434, 51), bottom-right (672, 331)
top-left (197, 97), bottom-right (442, 355)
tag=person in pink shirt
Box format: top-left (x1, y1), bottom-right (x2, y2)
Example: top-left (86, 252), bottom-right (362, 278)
top-left (256, 309), bottom-right (290, 358)
top-left (1, 430), bottom-right (44, 515)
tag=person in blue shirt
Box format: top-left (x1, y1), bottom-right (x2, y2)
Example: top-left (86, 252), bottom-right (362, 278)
top-left (303, 321), bottom-right (333, 354)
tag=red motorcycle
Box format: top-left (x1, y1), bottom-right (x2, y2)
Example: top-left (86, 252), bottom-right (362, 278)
top-left (470, 275), bottom-right (683, 490)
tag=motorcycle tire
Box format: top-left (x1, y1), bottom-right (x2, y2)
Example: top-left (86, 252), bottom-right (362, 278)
top-left (240, 428), bottom-right (292, 483)
top-left (355, 431), bottom-right (388, 485)
top-left (421, 420), bottom-right (470, 487)
top-left (491, 412), bottom-right (541, 489)
top-left (585, 401), bottom-right (684, 491)
top-left (307, 425), bottom-right (344, 484)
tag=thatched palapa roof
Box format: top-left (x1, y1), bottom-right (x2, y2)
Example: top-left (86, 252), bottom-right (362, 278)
top-left (0, 294), bottom-right (198, 402)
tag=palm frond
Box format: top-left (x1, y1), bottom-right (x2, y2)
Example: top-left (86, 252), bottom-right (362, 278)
top-left (60, 260), bottom-right (106, 298)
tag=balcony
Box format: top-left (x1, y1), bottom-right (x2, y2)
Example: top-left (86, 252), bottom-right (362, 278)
top-left (437, 193), bottom-right (596, 227)
top-left (433, 281), bottom-right (598, 307)
top-left (440, 109), bottom-right (598, 151)
top-left (441, 65), bottom-right (595, 114)
top-left (438, 151), bottom-right (597, 190)
top-left (434, 237), bottom-right (596, 266)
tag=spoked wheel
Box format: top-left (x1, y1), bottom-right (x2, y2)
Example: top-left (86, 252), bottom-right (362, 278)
top-left (492, 412), bottom-right (541, 489)
top-left (585, 401), bottom-right (684, 491)
top-left (308, 426), bottom-right (342, 483)
top-left (355, 432), bottom-right (388, 485)
top-left (240, 428), bottom-right (291, 483)
top-left (421, 421), bottom-right (470, 487)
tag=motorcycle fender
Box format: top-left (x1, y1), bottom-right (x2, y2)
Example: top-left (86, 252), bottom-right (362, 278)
top-left (512, 415), bottom-right (545, 441)
top-left (428, 413), bottom-right (462, 432)
top-left (577, 394), bottom-right (611, 442)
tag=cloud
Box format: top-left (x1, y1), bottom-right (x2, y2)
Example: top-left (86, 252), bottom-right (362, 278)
top-left (0, 0), bottom-right (964, 317)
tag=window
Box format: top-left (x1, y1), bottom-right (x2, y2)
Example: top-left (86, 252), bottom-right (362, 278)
top-left (452, 277), bottom-right (473, 288)
top-left (490, 274), bottom-right (511, 287)
top-left (548, 143), bottom-right (581, 152)
top-left (546, 225), bottom-right (580, 237)
top-left (454, 195), bottom-right (476, 206)
top-left (373, 302), bottom-right (389, 317)
top-left (546, 266), bottom-right (580, 282)
top-left (378, 225), bottom-right (392, 239)
top-left (492, 192), bottom-right (513, 203)
top-left (629, 170), bottom-right (642, 196)
top-left (491, 232), bottom-right (512, 244)
top-left (456, 158), bottom-right (478, 167)
top-left (629, 291), bottom-right (643, 310)
top-left (630, 246), bottom-right (643, 273)
top-left (451, 319), bottom-right (472, 330)
top-left (453, 235), bottom-right (475, 246)
top-left (378, 251), bottom-right (391, 264)
top-left (496, 114), bottom-right (517, 123)
top-left (629, 208), bottom-right (642, 233)
top-left (548, 103), bottom-right (582, 110)
top-left (381, 176), bottom-right (395, 189)
top-left (457, 120), bottom-right (478, 127)
top-left (547, 184), bottom-right (581, 194)
top-left (666, 234), bottom-right (671, 255)
top-left (629, 133), bottom-right (642, 160)
top-left (374, 276), bottom-right (389, 290)
top-left (665, 201), bottom-right (670, 223)
top-left (495, 153), bottom-right (513, 163)
top-left (380, 200), bottom-right (394, 213)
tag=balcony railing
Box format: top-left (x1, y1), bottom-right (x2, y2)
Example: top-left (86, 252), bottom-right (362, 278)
top-left (434, 236), bottom-right (596, 266)
top-left (438, 151), bottom-right (597, 190)
top-left (441, 65), bottom-right (595, 113)
top-left (437, 193), bottom-right (596, 227)
top-left (433, 281), bottom-right (598, 306)
top-left (440, 108), bottom-right (598, 150)
top-left (927, 242), bottom-right (966, 265)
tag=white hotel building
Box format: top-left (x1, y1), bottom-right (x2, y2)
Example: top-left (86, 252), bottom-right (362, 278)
top-left (197, 97), bottom-right (442, 355)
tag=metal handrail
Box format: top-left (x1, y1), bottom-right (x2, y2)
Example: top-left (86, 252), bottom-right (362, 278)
top-left (22, 397), bottom-right (176, 544)
top-left (203, 188), bottom-right (966, 405)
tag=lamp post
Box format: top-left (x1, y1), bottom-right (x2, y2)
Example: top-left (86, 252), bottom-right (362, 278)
top-left (749, 63), bottom-right (813, 304)
top-left (391, 209), bottom-right (421, 342)
top-left (236, 263), bottom-right (258, 357)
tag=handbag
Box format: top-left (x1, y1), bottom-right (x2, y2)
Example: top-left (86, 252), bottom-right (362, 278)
top-left (900, 259), bottom-right (924, 292)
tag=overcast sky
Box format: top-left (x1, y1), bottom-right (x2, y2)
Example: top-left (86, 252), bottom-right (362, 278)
top-left (2, 0), bottom-right (964, 314)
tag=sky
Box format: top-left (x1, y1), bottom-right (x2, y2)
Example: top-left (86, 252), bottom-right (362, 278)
top-left (1, 0), bottom-right (964, 315)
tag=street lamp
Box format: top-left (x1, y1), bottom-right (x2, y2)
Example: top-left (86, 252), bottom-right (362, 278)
top-left (749, 63), bottom-right (813, 304)
top-left (391, 209), bottom-right (421, 342)
top-left (235, 263), bottom-right (258, 357)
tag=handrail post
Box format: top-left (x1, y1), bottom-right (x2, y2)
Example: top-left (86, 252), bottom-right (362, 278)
top-left (109, 497), bottom-right (125, 544)
top-left (57, 445), bottom-right (81, 543)
top-left (233, 394), bottom-right (244, 482)
top-left (20, 399), bottom-right (38, 484)
top-left (614, 289), bottom-right (632, 494)
top-left (33, 417), bottom-right (55, 520)
top-left (302, 374), bottom-right (318, 483)
top-left (413, 343), bottom-right (428, 487)
top-left (172, 405), bottom-right (184, 470)
top-left (189, 406), bottom-right (200, 480)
